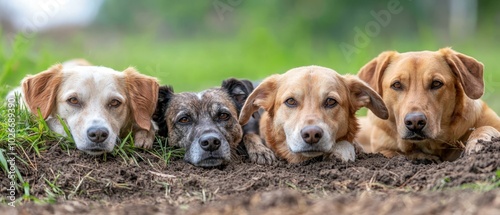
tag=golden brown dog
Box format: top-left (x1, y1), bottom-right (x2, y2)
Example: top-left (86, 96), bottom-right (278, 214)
top-left (239, 66), bottom-right (388, 163)
top-left (356, 48), bottom-right (500, 162)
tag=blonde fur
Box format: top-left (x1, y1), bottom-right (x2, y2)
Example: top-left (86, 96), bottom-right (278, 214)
top-left (240, 66), bottom-right (387, 163)
top-left (356, 48), bottom-right (500, 161)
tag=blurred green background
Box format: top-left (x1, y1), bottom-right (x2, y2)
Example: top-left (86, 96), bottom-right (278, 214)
top-left (1, 0), bottom-right (500, 110)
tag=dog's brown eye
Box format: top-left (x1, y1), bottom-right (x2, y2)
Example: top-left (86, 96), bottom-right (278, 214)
top-left (218, 113), bottom-right (230, 121)
top-left (285, 98), bottom-right (297, 107)
top-left (67, 97), bottom-right (79, 105)
top-left (324, 98), bottom-right (338, 108)
top-left (109, 99), bottom-right (121, 108)
top-left (178, 117), bottom-right (191, 124)
top-left (431, 80), bottom-right (443, 90)
top-left (391, 81), bottom-right (402, 90)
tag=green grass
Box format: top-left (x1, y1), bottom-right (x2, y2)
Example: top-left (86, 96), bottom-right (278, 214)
top-left (458, 170), bottom-right (500, 192)
top-left (431, 170), bottom-right (500, 192)
top-left (151, 136), bottom-right (186, 165)
top-left (3, 30), bottom-right (500, 112)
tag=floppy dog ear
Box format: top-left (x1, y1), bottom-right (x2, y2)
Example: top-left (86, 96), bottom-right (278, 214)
top-left (22, 64), bottom-right (63, 119)
top-left (152, 86), bottom-right (174, 137)
top-left (124, 67), bottom-right (159, 131)
top-left (239, 75), bottom-right (279, 125)
top-left (221, 78), bottom-right (254, 115)
top-left (357, 51), bottom-right (396, 95)
top-left (345, 75), bottom-right (389, 120)
top-left (440, 48), bottom-right (484, 100)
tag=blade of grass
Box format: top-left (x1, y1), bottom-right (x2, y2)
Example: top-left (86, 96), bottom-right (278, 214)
top-left (0, 149), bottom-right (8, 173)
top-left (56, 115), bottom-right (74, 143)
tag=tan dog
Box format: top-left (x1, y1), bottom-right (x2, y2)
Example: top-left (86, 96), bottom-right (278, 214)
top-left (20, 62), bottom-right (159, 154)
top-left (356, 48), bottom-right (500, 162)
top-left (239, 66), bottom-right (388, 163)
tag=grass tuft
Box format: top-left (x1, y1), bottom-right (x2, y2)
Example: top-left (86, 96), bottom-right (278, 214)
top-left (458, 170), bottom-right (500, 192)
top-left (149, 136), bottom-right (185, 165)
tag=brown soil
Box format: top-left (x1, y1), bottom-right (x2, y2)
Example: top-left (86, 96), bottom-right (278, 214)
top-left (2, 139), bottom-right (500, 215)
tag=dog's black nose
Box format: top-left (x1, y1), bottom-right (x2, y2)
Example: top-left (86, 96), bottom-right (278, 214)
top-left (301, 125), bottom-right (324, 144)
top-left (404, 112), bottom-right (427, 132)
top-left (87, 127), bottom-right (109, 143)
top-left (199, 134), bottom-right (221, 151)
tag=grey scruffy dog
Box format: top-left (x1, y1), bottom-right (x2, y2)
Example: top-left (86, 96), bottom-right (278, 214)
top-left (153, 78), bottom-right (275, 167)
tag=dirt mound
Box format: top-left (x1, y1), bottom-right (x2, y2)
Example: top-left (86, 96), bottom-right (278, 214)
top-left (184, 189), bottom-right (500, 215)
top-left (2, 139), bottom-right (500, 214)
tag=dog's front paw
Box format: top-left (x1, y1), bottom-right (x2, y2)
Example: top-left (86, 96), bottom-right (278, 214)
top-left (248, 145), bottom-right (276, 165)
top-left (243, 133), bottom-right (276, 165)
top-left (134, 129), bottom-right (155, 149)
top-left (465, 126), bottom-right (500, 155)
top-left (331, 140), bottom-right (356, 162)
top-left (465, 138), bottom-right (484, 155)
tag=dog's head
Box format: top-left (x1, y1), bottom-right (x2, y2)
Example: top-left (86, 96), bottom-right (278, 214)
top-left (239, 66), bottom-right (388, 162)
top-left (22, 64), bottom-right (158, 155)
top-left (153, 79), bottom-right (251, 167)
top-left (358, 48), bottom-right (484, 143)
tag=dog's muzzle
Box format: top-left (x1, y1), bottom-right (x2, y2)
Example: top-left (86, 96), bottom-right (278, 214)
top-left (288, 125), bottom-right (331, 157)
top-left (403, 112), bottom-right (428, 141)
top-left (79, 126), bottom-right (113, 155)
top-left (187, 133), bottom-right (231, 168)
top-left (199, 133), bottom-right (222, 152)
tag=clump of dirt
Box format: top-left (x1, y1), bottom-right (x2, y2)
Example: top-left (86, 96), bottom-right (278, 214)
top-left (1, 139), bottom-right (500, 214)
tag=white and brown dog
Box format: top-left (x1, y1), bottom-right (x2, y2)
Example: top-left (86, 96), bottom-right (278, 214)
top-left (17, 60), bottom-right (159, 154)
